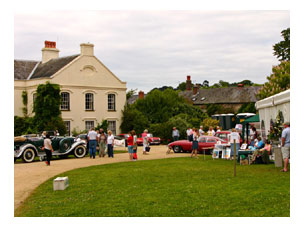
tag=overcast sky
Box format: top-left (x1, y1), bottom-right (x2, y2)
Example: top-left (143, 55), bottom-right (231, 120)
top-left (14, 10), bottom-right (289, 92)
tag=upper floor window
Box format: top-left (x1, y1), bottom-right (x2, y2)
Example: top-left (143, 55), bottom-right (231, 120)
top-left (108, 94), bottom-right (116, 111)
top-left (61, 92), bottom-right (70, 110)
top-left (85, 93), bottom-right (94, 111)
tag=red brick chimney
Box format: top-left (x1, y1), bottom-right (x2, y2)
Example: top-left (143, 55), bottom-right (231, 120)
top-left (193, 84), bottom-right (199, 95)
top-left (42, 40), bottom-right (59, 63)
top-left (138, 91), bottom-right (144, 99)
top-left (186, 75), bottom-right (192, 91)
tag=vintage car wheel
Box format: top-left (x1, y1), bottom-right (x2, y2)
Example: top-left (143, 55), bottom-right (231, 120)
top-left (59, 138), bottom-right (72, 152)
top-left (22, 148), bottom-right (36, 163)
top-left (173, 146), bottom-right (182, 153)
top-left (74, 145), bottom-right (86, 158)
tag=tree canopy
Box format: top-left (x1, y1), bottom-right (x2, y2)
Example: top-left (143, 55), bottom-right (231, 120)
top-left (120, 88), bottom-right (208, 141)
top-left (257, 61), bottom-right (290, 100)
top-left (33, 81), bottom-right (66, 134)
top-left (273, 28), bottom-right (290, 61)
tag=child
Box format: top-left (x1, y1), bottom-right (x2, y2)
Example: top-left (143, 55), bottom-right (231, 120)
top-left (132, 130), bottom-right (137, 161)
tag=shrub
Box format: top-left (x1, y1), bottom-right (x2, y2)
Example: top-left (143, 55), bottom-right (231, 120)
top-left (202, 118), bottom-right (219, 132)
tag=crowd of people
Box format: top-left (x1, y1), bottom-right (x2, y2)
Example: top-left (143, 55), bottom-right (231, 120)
top-left (40, 122), bottom-right (290, 171)
top-left (171, 122), bottom-right (290, 171)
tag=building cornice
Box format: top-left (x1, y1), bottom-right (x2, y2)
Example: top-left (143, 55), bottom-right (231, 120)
top-left (15, 84), bottom-right (127, 91)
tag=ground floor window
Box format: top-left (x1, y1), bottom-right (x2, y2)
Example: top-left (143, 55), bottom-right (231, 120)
top-left (85, 121), bottom-right (95, 131)
top-left (108, 120), bottom-right (116, 135)
top-left (64, 121), bottom-right (71, 136)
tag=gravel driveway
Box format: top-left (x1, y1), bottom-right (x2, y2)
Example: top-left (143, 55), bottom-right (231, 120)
top-left (14, 145), bottom-right (188, 211)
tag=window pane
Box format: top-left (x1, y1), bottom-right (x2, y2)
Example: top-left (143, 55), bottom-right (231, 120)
top-left (64, 121), bottom-right (70, 136)
top-left (61, 92), bottom-right (70, 110)
top-left (108, 121), bottom-right (116, 135)
top-left (85, 93), bottom-right (94, 110)
top-left (108, 94), bottom-right (115, 110)
top-left (85, 121), bottom-right (94, 131)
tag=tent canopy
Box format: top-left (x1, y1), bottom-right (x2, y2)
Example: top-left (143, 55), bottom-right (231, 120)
top-left (243, 114), bottom-right (259, 123)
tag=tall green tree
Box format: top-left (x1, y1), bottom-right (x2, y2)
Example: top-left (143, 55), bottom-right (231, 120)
top-left (273, 28), bottom-right (290, 61)
top-left (120, 105), bottom-right (150, 134)
top-left (176, 82), bottom-right (187, 91)
top-left (33, 81), bottom-right (66, 135)
top-left (257, 61), bottom-right (290, 100)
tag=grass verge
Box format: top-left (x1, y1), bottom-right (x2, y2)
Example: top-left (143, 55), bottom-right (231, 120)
top-left (15, 156), bottom-right (290, 217)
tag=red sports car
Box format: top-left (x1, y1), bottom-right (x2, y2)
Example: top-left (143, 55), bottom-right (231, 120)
top-left (168, 136), bottom-right (225, 154)
top-left (137, 133), bottom-right (161, 146)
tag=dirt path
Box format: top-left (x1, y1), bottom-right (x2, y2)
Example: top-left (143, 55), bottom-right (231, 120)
top-left (14, 145), bottom-right (188, 211)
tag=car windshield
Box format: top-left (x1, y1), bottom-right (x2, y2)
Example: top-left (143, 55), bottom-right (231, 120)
top-left (199, 137), bottom-right (206, 143)
top-left (147, 133), bottom-right (153, 137)
top-left (217, 133), bottom-right (229, 140)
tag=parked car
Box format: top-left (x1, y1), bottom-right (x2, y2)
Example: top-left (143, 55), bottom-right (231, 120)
top-left (14, 135), bottom-right (87, 163)
top-left (168, 136), bottom-right (226, 154)
top-left (137, 133), bottom-right (161, 146)
top-left (214, 131), bottom-right (243, 144)
top-left (76, 133), bottom-right (125, 148)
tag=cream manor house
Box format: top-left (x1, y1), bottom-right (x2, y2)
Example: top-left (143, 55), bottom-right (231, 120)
top-left (14, 41), bottom-right (127, 135)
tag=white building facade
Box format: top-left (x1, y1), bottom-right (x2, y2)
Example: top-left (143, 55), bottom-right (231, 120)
top-left (14, 41), bottom-right (127, 135)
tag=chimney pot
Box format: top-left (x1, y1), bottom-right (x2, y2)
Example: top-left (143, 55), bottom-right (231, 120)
top-left (138, 91), bottom-right (145, 99)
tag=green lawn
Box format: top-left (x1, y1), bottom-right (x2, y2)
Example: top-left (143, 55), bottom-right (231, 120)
top-left (15, 156), bottom-right (290, 217)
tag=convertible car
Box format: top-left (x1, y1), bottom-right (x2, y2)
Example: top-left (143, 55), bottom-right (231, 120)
top-left (14, 135), bottom-right (87, 163)
top-left (168, 136), bottom-right (226, 154)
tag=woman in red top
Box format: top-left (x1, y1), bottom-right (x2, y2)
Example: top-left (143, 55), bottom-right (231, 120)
top-left (127, 131), bottom-right (134, 160)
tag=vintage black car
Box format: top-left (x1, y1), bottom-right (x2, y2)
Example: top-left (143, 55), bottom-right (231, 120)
top-left (14, 135), bottom-right (87, 163)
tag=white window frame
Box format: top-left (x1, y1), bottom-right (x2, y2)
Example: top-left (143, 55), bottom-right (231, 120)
top-left (108, 120), bottom-right (116, 135)
top-left (85, 121), bottom-right (95, 131)
top-left (108, 94), bottom-right (116, 111)
top-left (61, 92), bottom-right (70, 110)
top-left (85, 93), bottom-right (94, 111)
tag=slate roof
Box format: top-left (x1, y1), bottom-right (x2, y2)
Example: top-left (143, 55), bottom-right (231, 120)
top-left (179, 86), bottom-right (261, 105)
top-left (127, 94), bottom-right (147, 105)
top-left (14, 60), bottom-right (39, 80)
top-left (30, 55), bottom-right (80, 79)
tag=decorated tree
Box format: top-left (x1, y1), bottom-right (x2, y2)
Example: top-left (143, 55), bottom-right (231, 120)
top-left (268, 110), bottom-right (284, 141)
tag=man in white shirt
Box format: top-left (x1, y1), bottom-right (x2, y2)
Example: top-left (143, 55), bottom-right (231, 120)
top-left (107, 130), bottom-right (115, 158)
top-left (172, 127), bottom-right (180, 141)
top-left (87, 127), bottom-right (98, 159)
top-left (216, 126), bottom-right (221, 132)
top-left (186, 127), bottom-right (193, 141)
top-left (199, 126), bottom-right (204, 136)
